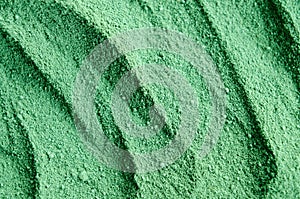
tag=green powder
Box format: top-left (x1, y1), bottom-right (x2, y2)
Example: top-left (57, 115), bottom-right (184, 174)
top-left (0, 0), bottom-right (299, 198)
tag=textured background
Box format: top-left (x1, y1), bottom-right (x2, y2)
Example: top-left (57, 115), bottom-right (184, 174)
top-left (0, 0), bottom-right (299, 198)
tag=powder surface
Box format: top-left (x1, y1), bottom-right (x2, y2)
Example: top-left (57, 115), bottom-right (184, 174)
top-left (0, 0), bottom-right (299, 198)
